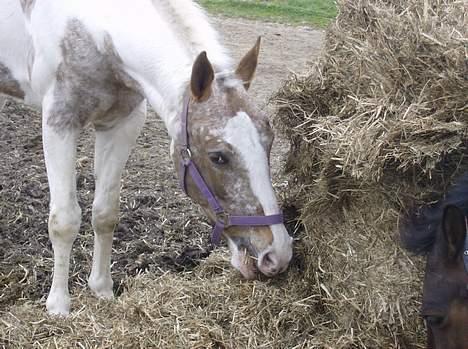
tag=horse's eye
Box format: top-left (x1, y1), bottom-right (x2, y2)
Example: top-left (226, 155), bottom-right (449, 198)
top-left (424, 315), bottom-right (445, 327)
top-left (209, 152), bottom-right (229, 165)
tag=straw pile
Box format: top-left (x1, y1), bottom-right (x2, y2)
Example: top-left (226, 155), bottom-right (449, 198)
top-left (274, 0), bottom-right (467, 346)
top-left (1, 0), bottom-right (467, 348)
top-left (2, 251), bottom-right (324, 349)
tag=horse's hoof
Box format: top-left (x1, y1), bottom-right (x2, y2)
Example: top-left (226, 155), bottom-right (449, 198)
top-left (46, 292), bottom-right (70, 316)
top-left (88, 276), bottom-right (114, 299)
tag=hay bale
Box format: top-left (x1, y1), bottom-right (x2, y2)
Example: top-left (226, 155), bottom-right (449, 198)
top-left (277, 0), bottom-right (466, 190)
top-left (274, 0), bottom-right (467, 346)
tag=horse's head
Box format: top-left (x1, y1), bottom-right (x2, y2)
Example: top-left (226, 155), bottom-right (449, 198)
top-left (172, 38), bottom-right (293, 279)
top-left (402, 203), bottom-right (468, 349)
top-left (420, 205), bottom-right (468, 349)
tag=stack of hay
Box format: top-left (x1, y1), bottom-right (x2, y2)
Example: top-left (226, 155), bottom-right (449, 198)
top-left (274, 0), bottom-right (467, 346)
top-left (1, 0), bottom-right (466, 348)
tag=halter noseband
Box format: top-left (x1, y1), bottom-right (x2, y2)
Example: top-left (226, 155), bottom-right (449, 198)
top-left (177, 94), bottom-right (284, 245)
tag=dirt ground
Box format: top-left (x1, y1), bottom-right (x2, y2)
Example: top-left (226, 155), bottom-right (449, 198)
top-left (0, 17), bottom-right (324, 311)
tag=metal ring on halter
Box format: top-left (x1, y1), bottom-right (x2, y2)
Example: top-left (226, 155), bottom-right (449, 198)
top-left (180, 148), bottom-right (192, 164)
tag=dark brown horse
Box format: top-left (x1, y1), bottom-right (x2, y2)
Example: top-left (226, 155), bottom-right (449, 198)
top-left (401, 175), bottom-right (468, 349)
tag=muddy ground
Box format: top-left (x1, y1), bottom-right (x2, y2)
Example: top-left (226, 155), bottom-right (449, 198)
top-left (0, 17), bottom-right (324, 310)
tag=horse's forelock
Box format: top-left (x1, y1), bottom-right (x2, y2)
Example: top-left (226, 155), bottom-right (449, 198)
top-left (401, 173), bottom-right (468, 255)
top-left (400, 207), bottom-right (440, 255)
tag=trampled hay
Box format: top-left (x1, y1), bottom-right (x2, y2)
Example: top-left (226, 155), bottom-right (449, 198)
top-left (1, 0), bottom-right (467, 347)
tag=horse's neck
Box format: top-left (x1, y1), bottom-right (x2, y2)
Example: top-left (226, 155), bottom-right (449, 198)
top-left (115, 0), bottom-right (232, 139)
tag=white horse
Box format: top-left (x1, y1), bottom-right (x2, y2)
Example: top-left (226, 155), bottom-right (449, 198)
top-left (0, 0), bottom-right (293, 316)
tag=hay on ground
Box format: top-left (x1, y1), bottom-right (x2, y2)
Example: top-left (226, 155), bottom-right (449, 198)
top-left (1, 0), bottom-right (467, 348)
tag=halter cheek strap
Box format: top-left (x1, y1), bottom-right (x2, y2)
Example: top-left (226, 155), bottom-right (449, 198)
top-left (178, 94), bottom-right (284, 245)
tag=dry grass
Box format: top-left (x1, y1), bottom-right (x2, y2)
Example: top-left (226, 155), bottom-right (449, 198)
top-left (1, 252), bottom-right (321, 349)
top-left (273, 0), bottom-right (467, 346)
top-left (1, 0), bottom-right (467, 348)
top-left (276, 0), bottom-right (467, 188)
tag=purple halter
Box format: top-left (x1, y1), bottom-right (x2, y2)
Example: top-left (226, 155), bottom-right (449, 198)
top-left (177, 94), bottom-right (284, 245)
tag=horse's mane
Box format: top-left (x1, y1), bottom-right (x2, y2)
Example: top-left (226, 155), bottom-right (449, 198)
top-left (400, 173), bottom-right (468, 255)
top-left (150, 0), bottom-right (232, 71)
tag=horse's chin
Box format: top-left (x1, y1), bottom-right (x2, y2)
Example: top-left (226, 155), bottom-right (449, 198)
top-left (228, 240), bottom-right (258, 280)
top-left (236, 253), bottom-right (257, 280)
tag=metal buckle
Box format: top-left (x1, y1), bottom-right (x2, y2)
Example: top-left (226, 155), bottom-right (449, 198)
top-left (180, 148), bottom-right (192, 165)
top-left (216, 211), bottom-right (230, 227)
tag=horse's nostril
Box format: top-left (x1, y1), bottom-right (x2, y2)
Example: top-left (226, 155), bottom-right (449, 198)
top-left (263, 252), bottom-right (273, 266)
top-left (259, 251), bottom-right (279, 276)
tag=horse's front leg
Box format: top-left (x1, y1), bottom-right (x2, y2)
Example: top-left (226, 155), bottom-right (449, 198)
top-left (42, 90), bottom-right (82, 316)
top-left (88, 101), bottom-right (146, 298)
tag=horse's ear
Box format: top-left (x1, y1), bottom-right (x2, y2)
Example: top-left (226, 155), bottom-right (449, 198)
top-left (235, 36), bottom-right (261, 90)
top-left (191, 51), bottom-right (214, 102)
top-left (442, 205), bottom-right (466, 261)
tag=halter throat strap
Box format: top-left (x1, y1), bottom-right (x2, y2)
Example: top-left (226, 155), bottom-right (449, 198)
top-left (177, 94), bottom-right (283, 245)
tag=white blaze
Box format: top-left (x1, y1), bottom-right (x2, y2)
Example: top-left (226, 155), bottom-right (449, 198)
top-left (223, 112), bottom-right (279, 215)
top-left (222, 111), bottom-right (292, 271)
